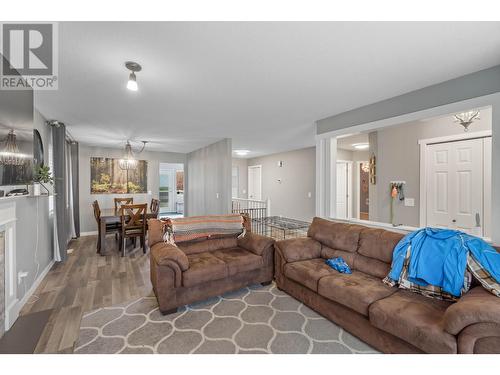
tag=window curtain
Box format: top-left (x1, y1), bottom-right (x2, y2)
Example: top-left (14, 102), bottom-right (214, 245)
top-left (51, 122), bottom-right (80, 262)
top-left (52, 123), bottom-right (67, 261)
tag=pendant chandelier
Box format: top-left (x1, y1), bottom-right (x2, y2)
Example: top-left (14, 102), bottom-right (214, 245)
top-left (118, 140), bottom-right (147, 170)
top-left (0, 129), bottom-right (26, 166)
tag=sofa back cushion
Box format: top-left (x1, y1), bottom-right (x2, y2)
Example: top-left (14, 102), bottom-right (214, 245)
top-left (307, 217), bottom-right (363, 253)
top-left (358, 228), bottom-right (403, 264)
top-left (178, 237), bottom-right (238, 255)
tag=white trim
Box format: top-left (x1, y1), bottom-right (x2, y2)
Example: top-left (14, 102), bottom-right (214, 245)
top-left (418, 130), bottom-right (492, 145)
top-left (419, 131), bottom-right (492, 228)
top-left (333, 217), bottom-right (419, 234)
top-left (336, 160), bottom-right (353, 219)
top-left (8, 260), bottom-right (55, 328)
top-left (80, 231), bottom-right (98, 236)
top-left (316, 92), bottom-right (500, 140)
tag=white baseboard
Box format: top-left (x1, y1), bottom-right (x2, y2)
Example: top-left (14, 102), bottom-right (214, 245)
top-left (80, 231), bottom-right (98, 236)
top-left (6, 260), bottom-right (55, 330)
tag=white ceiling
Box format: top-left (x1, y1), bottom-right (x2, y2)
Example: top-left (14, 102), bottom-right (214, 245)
top-left (337, 133), bottom-right (369, 151)
top-left (35, 22), bottom-right (500, 157)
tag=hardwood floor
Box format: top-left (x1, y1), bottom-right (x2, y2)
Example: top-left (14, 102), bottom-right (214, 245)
top-left (20, 235), bottom-right (151, 353)
top-left (18, 228), bottom-right (302, 354)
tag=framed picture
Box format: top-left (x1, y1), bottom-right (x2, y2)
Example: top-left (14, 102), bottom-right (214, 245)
top-left (90, 157), bottom-right (147, 194)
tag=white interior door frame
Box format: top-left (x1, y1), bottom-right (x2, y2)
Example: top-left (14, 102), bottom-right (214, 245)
top-left (337, 160), bottom-right (353, 219)
top-left (418, 130), bottom-right (492, 228)
top-left (248, 164), bottom-right (262, 201)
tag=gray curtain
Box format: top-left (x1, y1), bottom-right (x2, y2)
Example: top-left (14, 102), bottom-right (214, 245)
top-left (70, 142), bottom-right (80, 237)
top-left (52, 123), bottom-right (67, 261)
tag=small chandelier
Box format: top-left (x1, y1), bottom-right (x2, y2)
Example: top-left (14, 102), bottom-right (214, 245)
top-left (118, 140), bottom-right (147, 170)
top-left (0, 129), bottom-right (26, 166)
top-left (454, 110), bottom-right (480, 132)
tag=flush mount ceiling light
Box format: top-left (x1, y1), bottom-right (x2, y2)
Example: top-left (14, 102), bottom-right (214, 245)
top-left (454, 110), bottom-right (480, 132)
top-left (119, 140), bottom-right (147, 170)
top-left (234, 149), bottom-right (250, 156)
top-left (125, 61), bottom-right (142, 91)
top-left (0, 129), bottom-right (27, 166)
top-left (352, 143), bottom-right (369, 150)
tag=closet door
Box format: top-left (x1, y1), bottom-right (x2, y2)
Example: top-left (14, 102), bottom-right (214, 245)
top-left (426, 138), bottom-right (483, 234)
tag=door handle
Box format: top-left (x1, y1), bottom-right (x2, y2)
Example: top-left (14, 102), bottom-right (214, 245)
top-left (452, 219), bottom-right (457, 223)
top-left (475, 213), bottom-right (481, 227)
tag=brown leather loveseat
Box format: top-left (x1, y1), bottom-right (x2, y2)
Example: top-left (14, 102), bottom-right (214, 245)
top-left (274, 217), bottom-right (500, 354)
top-left (148, 218), bottom-right (275, 314)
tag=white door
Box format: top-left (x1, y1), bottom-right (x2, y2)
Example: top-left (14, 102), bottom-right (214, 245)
top-left (248, 165), bottom-right (262, 200)
top-left (336, 162), bottom-right (348, 219)
top-left (426, 138), bottom-right (483, 234)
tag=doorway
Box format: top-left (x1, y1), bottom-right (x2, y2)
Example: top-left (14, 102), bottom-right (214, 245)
top-left (336, 161), bottom-right (352, 219)
top-left (248, 165), bottom-right (262, 200)
top-left (357, 161), bottom-right (370, 220)
top-left (159, 163), bottom-right (184, 218)
top-left (421, 134), bottom-right (491, 238)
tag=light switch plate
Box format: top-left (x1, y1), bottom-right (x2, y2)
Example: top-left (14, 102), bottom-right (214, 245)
top-left (404, 198), bottom-right (415, 207)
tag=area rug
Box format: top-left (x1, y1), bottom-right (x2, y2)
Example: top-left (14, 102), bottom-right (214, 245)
top-left (75, 283), bottom-right (378, 354)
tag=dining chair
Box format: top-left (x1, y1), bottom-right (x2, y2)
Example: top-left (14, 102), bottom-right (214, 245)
top-left (150, 198), bottom-right (160, 218)
top-left (119, 203), bottom-right (147, 257)
top-left (114, 197), bottom-right (133, 213)
top-left (92, 200), bottom-right (120, 253)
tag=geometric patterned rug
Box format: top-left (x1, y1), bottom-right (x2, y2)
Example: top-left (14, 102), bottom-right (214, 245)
top-left (75, 282), bottom-right (379, 354)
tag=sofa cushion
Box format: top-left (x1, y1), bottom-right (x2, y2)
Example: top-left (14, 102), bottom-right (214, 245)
top-left (369, 290), bottom-right (457, 353)
top-left (182, 252), bottom-right (228, 287)
top-left (307, 217), bottom-right (363, 253)
top-left (358, 228), bottom-right (403, 264)
top-left (353, 254), bottom-right (391, 279)
top-left (318, 271), bottom-right (397, 316)
top-left (212, 247), bottom-right (264, 276)
top-left (178, 237), bottom-right (238, 255)
top-left (284, 258), bottom-right (337, 292)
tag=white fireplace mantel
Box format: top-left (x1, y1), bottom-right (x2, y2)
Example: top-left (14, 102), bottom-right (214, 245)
top-left (0, 199), bottom-right (18, 331)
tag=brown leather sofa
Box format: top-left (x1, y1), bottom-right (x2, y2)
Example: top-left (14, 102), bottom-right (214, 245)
top-left (148, 218), bottom-right (275, 314)
top-left (274, 217), bottom-right (500, 354)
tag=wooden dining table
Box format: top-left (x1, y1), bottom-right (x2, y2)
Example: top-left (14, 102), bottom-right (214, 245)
top-left (99, 208), bottom-right (158, 255)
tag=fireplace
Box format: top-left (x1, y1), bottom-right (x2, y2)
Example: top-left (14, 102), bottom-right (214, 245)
top-left (0, 230), bottom-right (4, 339)
top-left (0, 200), bottom-right (18, 336)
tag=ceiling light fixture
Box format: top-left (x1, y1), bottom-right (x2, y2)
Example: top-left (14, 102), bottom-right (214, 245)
top-left (119, 140), bottom-right (147, 170)
top-left (234, 149), bottom-right (250, 156)
top-left (454, 110), bottom-right (480, 132)
top-left (0, 129), bottom-right (27, 166)
top-left (125, 61), bottom-right (142, 92)
top-left (352, 143), bottom-right (369, 150)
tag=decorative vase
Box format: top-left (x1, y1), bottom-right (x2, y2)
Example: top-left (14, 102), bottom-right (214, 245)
top-left (33, 182), bottom-right (41, 196)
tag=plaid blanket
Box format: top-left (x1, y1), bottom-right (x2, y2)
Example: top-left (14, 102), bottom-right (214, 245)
top-left (383, 246), bottom-right (472, 301)
top-left (467, 254), bottom-right (500, 297)
top-left (163, 214), bottom-right (245, 244)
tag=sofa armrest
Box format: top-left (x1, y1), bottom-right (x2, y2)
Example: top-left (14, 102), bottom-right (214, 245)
top-left (237, 232), bottom-right (275, 256)
top-left (444, 287), bottom-right (500, 335)
top-left (148, 218), bottom-right (166, 247)
top-left (150, 242), bottom-right (189, 271)
top-left (274, 237), bottom-right (321, 263)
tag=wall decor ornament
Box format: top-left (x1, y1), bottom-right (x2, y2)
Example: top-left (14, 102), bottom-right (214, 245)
top-left (369, 155), bottom-right (376, 185)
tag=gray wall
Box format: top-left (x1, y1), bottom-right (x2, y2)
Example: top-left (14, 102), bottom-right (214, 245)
top-left (317, 65), bottom-right (500, 134)
top-left (185, 139), bottom-right (232, 216)
top-left (79, 145), bottom-right (186, 233)
top-left (232, 158), bottom-right (248, 199)
top-left (14, 110), bottom-right (54, 300)
top-left (248, 147), bottom-right (316, 221)
top-left (372, 107), bottom-right (492, 227)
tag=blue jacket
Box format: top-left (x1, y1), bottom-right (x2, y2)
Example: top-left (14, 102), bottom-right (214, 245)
top-left (388, 228), bottom-right (500, 297)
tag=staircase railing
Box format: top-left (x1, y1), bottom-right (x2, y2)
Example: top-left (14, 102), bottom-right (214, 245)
top-left (231, 197), bottom-right (270, 235)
